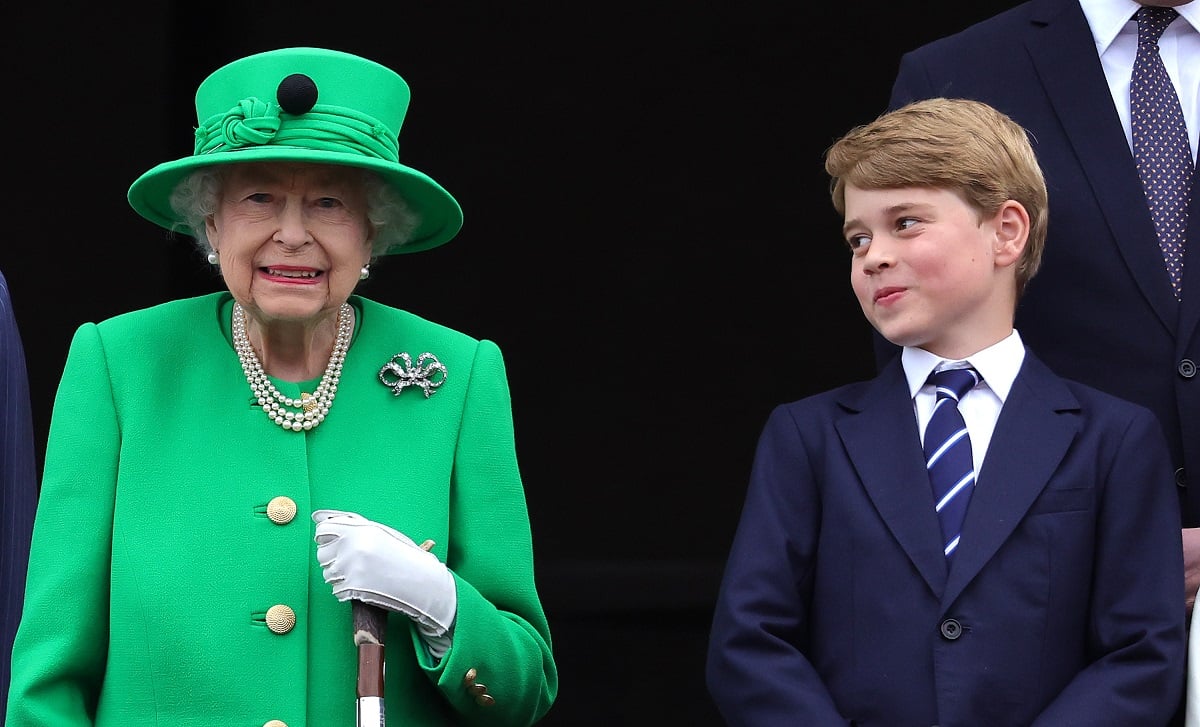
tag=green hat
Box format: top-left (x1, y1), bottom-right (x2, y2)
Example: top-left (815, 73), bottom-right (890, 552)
top-left (127, 47), bottom-right (463, 254)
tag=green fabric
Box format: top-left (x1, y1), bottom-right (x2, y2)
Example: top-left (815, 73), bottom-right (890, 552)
top-left (6, 292), bottom-right (557, 726)
top-left (193, 100), bottom-right (398, 161)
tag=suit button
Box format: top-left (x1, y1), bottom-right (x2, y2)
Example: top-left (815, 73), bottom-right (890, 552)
top-left (266, 496), bottom-right (297, 524)
top-left (940, 618), bottom-right (963, 640)
top-left (1180, 359), bottom-right (1197, 378)
top-left (1178, 468), bottom-right (1188, 489)
top-left (265, 604), bottom-right (297, 634)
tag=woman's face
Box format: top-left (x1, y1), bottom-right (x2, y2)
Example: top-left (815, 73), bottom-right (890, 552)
top-left (206, 162), bottom-right (374, 326)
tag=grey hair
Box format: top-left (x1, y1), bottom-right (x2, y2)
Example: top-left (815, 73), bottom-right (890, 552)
top-left (168, 165), bottom-right (420, 259)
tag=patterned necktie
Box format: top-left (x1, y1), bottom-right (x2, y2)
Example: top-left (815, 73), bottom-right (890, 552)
top-left (1130, 6), bottom-right (1194, 299)
top-left (924, 367), bottom-right (982, 559)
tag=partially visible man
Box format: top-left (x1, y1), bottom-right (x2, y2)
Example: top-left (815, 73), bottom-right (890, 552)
top-left (0, 268), bottom-right (37, 710)
top-left (884, 0), bottom-right (1198, 600)
top-left (883, 3), bottom-right (1197, 722)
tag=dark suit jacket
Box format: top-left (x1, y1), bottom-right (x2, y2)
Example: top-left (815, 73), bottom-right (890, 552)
top-left (0, 269), bottom-right (37, 711)
top-left (882, 0), bottom-right (1199, 523)
top-left (706, 352), bottom-right (1184, 726)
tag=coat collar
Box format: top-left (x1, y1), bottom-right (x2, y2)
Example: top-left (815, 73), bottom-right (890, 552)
top-left (835, 351), bottom-right (1082, 606)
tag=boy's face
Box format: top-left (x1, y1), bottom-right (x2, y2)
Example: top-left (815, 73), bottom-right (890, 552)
top-left (842, 184), bottom-right (1023, 360)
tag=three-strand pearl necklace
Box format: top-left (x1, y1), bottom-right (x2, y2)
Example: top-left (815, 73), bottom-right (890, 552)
top-left (233, 302), bottom-right (353, 432)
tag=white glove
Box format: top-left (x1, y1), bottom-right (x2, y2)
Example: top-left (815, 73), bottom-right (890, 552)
top-left (312, 509), bottom-right (457, 637)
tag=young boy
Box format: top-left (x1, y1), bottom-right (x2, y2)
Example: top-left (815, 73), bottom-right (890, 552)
top-left (705, 98), bottom-right (1185, 726)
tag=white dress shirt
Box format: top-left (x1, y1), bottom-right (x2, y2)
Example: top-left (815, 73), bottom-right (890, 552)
top-left (1079, 0), bottom-right (1200, 163)
top-left (901, 331), bottom-right (1027, 478)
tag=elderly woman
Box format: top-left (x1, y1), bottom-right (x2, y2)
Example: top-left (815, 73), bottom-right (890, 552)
top-left (6, 47), bottom-right (557, 726)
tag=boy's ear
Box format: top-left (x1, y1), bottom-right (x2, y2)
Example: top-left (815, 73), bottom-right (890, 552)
top-left (992, 200), bottom-right (1029, 268)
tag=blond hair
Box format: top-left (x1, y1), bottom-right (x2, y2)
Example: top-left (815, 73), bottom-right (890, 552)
top-left (824, 98), bottom-right (1048, 298)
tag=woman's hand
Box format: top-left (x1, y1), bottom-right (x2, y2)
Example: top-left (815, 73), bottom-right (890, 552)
top-left (312, 509), bottom-right (457, 635)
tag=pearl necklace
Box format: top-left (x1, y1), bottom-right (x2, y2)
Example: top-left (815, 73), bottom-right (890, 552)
top-left (233, 302), bottom-right (353, 432)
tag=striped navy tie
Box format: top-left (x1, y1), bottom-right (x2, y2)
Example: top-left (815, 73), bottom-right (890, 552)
top-left (924, 367), bottom-right (981, 558)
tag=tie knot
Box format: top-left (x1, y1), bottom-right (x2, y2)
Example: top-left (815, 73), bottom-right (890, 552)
top-left (929, 367), bottom-right (980, 402)
top-left (1135, 6), bottom-right (1178, 46)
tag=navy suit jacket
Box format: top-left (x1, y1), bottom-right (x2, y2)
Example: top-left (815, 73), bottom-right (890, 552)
top-left (882, 0), bottom-right (1200, 522)
top-left (0, 269), bottom-right (37, 711)
top-left (707, 352), bottom-right (1185, 726)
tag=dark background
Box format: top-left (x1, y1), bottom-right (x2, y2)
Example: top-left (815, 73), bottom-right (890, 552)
top-left (5, 2), bottom-right (1015, 723)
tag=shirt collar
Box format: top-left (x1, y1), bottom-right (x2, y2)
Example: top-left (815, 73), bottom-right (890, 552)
top-left (1079, 0), bottom-right (1143, 55)
top-left (901, 330), bottom-right (1026, 402)
top-left (1080, 0), bottom-right (1200, 55)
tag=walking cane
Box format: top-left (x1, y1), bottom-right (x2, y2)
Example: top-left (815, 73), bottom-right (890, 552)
top-left (354, 538), bottom-right (436, 727)
top-left (354, 600), bottom-right (388, 727)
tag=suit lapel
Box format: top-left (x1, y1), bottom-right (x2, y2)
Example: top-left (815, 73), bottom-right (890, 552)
top-left (942, 353), bottom-right (1081, 606)
top-left (1025, 0), bottom-right (1179, 332)
top-left (837, 361), bottom-right (948, 596)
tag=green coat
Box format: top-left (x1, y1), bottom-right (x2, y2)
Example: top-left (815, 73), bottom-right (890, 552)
top-left (7, 292), bottom-right (557, 726)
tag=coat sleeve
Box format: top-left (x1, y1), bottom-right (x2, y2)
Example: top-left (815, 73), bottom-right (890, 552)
top-left (706, 404), bottom-right (851, 725)
top-left (426, 338), bottom-right (558, 725)
top-left (6, 324), bottom-right (118, 726)
top-left (0, 270), bottom-right (37, 713)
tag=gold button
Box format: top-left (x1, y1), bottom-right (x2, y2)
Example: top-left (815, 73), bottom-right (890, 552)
top-left (263, 721), bottom-right (288, 727)
top-left (475, 693), bottom-right (496, 707)
top-left (266, 496), bottom-right (297, 524)
top-left (265, 604), bottom-right (296, 634)
top-left (463, 667), bottom-right (478, 686)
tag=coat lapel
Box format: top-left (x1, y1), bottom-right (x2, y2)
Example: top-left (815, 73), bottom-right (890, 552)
top-left (837, 361), bottom-right (948, 596)
top-left (1025, 0), bottom-right (1179, 333)
top-left (942, 352), bottom-right (1081, 606)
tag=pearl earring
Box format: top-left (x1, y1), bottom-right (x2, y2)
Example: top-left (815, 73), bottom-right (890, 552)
top-left (207, 251), bottom-right (219, 265)
top-left (359, 265), bottom-right (370, 280)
